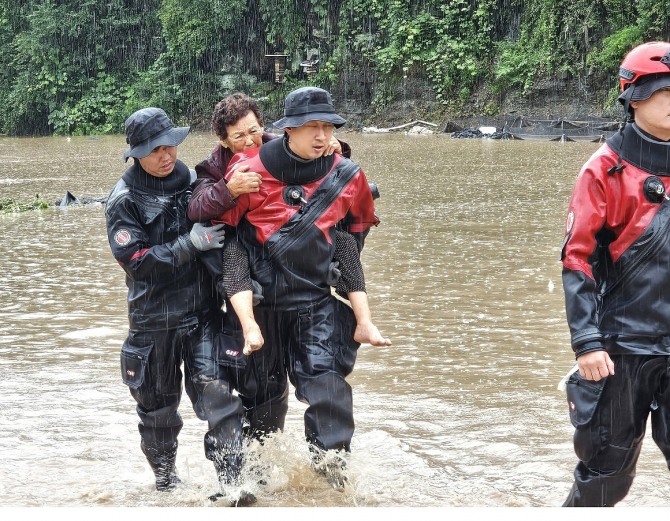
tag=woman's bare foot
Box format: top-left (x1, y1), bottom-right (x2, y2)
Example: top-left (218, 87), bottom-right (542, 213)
top-left (242, 323), bottom-right (264, 356)
top-left (354, 321), bottom-right (392, 346)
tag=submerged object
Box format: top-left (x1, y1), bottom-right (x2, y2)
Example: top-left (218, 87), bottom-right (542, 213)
top-left (54, 191), bottom-right (107, 207)
top-left (58, 191), bottom-right (80, 207)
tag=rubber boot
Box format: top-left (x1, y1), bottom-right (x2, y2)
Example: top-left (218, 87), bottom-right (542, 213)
top-left (209, 453), bottom-right (257, 506)
top-left (243, 384), bottom-right (289, 441)
top-left (310, 446), bottom-right (349, 491)
top-left (141, 441), bottom-right (180, 491)
top-left (216, 452), bottom-right (243, 486)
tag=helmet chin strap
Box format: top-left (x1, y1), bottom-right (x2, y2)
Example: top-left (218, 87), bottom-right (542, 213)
top-left (608, 86), bottom-right (636, 175)
top-left (617, 85), bottom-right (635, 115)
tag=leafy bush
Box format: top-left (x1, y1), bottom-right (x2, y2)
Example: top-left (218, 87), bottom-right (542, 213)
top-left (494, 40), bottom-right (540, 94)
top-left (48, 73), bottom-right (129, 135)
top-left (587, 26), bottom-right (644, 80)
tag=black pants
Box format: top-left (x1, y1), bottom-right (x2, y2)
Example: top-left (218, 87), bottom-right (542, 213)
top-left (563, 355), bottom-right (670, 506)
top-left (120, 314), bottom-right (244, 469)
top-left (215, 309), bottom-right (290, 439)
top-left (217, 294), bottom-right (360, 450)
top-left (231, 295), bottom-right (360, 451)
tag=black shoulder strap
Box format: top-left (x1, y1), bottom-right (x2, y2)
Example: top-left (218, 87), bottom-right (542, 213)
top-left (266, 158), bottom-right (360, 260)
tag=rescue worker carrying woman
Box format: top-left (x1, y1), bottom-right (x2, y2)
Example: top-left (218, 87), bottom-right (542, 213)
top-left (213, 87), bottom-right (387, 487)
top-left (561, 41), bottom-right (670, 506)
top-left (187, 93), bottom-right (356, 442)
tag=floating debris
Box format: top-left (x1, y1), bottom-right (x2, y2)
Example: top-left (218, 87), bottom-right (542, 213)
top-left (363, 120), bottom-right (439, 134)
top-left (53, 191), bottom-right (107, 207)
top-left (443, 121), bottom-right (464, 133)
top-left (451, 128), bottom-right (485, 139)
top-left (0, 192), bottom-right (107, 213)
top-left (0, 195), bottom-right (49, 213)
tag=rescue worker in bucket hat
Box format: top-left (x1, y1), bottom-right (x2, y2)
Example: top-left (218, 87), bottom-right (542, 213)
top-left (561, 42), bottom-right (670, 506)
top-left (187, 93), bottom-right (354, 441)
top-left (105, 107), bottom-right (254, 505)
top-left (187, 92), bottom-right (390, 428)
top-left (212, 87), bottom-right (388, 488)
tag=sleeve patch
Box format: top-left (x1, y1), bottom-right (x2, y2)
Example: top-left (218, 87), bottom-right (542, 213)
top-left (114, 229), bottom-right (132, 246)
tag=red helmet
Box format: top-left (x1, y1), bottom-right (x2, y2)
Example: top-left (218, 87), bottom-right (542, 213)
top-left (619, 41), bottom-right (670, 91)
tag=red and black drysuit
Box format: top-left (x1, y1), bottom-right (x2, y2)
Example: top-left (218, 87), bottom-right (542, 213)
top-left (561, 123), bottom-right (670, 506)
top-left (214, 136), bottom-right (379, 452)
top-left (105, 160), bottom-right (245, 486)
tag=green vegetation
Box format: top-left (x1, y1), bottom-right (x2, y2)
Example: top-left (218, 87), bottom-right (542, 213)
top-left (0, 195), bottom-right (50, 213)
top-left (0, 0), bottom-right (668, 136)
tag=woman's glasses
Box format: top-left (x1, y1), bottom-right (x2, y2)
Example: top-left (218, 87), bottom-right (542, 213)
top-left (230, 126), bottom-right (262, 142)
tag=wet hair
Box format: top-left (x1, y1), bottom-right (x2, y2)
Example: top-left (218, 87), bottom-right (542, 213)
top-left (211, 93), bottom-right (264, 140)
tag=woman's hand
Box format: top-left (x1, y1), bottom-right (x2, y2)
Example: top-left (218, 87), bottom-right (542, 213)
top-left (227, 164), bottom-right (263, 198)
top-left (322, 136), bottom-right (342, 156)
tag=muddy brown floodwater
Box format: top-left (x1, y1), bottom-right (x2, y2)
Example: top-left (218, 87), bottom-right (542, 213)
top-left (1, 132), bottom-right (668, 510)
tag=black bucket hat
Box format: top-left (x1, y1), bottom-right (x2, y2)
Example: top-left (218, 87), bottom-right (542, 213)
top-left (273, 87), bottom-right (346, 129)
top-left (123, 107), bottom-right (190, 161)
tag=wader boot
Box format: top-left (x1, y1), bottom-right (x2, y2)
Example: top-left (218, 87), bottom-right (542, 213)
top-left (310, 446), bottom-right (349, 491)
top-left (209, 452), bottom-right (257, 506)
top-left (142, 441), bottom-right (180, 491)
top-left (243, 384), bottom-right (290, 442)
